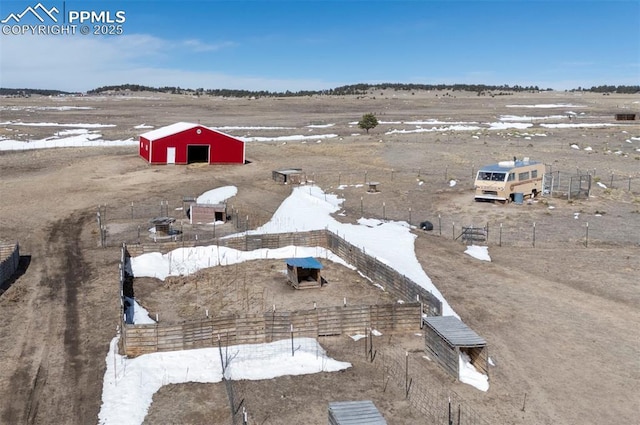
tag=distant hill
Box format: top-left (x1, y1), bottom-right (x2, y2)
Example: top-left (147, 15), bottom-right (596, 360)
top-left (0, 88), bottom-right (75, 97)
top-left (86, 83), bottom-right (550, 97)
top-left (3, 83), bottom-right (638, 98)
top-left (86, 83), bottom-right (640, 97)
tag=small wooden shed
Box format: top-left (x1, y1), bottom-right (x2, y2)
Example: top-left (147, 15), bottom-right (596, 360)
top-left (328, 401), bottom-right (387, 425)
top-left (272, 168), bottom-right (305, 184)
top-left (423, 315), bottom-right (488, 380)
top-left (286, 257), bottom-right (323, 289)
top-left (189, 204), bottom-right (227, 224)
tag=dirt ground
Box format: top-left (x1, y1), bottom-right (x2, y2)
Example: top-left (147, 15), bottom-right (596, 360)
top-left (0, 90), bottom-right (638, 425)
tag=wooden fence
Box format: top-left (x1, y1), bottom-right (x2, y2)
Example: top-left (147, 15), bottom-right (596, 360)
top-left (124, 229), bottom-right (442, 315)
top-left (122, 303), bottom-right (421, 357)
top-left (121, 228), bottom-right (443, 357)
top-left (125, 229), bottom-right (328, 256)
top-left (326, 232), bottom-right (442, 316)
top-left (0, 242), bottom-right (19, 286)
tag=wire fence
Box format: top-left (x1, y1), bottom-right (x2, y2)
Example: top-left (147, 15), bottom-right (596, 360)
top-left (353, 331), bottom-right (490, 425)
top-left (217, 332), bottom-right (490, 425)
top-left (95, 163), bottom-right (640, 250)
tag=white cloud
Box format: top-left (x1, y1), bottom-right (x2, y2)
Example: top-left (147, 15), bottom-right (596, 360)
top-left (181, 38), bottom-right (236, 52)
top-left (1, 34), bottom-right (336, 92)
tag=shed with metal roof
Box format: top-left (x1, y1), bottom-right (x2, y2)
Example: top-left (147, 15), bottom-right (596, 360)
top-left (328, 400), bottom-right (387, 425)
top-left (272, 168), bottom-right (305, 184)
top-left (285, 257), bottom-right (324, 289)
top-left (423, 315), bottom-right (489, 380)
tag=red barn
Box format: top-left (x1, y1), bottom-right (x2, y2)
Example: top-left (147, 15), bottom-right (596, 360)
top-left (139, 122), bottom-right (245, 165)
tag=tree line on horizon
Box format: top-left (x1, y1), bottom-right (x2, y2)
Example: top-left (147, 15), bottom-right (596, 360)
top-left (1, 83), bottom-right (638, 97)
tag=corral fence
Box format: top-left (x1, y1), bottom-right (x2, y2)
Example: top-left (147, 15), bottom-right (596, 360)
top-left (120, 303), bottom-right (421, 357)
top-left (543, 171), bottom-right (592, 200)
top-left (0, 241), bottom-right (20, 288)
top-left (122, 229), bottom-right (443, 316)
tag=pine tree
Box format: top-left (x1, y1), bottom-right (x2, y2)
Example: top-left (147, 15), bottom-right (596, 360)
top-left (358, 113), bottom-right (378, 133)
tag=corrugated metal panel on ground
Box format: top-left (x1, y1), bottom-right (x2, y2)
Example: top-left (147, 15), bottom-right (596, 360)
top-left (328, 400), bottom-right (387, 425)
top-left (423, 316), bottom-right (486, 347)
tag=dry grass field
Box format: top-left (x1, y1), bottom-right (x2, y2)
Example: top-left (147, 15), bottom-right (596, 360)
top-left (0, 90), bottom-right (638, 425)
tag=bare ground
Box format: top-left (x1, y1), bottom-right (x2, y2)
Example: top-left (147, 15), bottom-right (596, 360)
top-left (0, 90), bottom-right (638, 424)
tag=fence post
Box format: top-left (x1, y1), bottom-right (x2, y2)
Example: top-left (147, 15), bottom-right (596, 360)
top-left (585, 222), bottom-right (589, 247)
top-left (568, 177), bottom-right (572, 201)
top-left (532, 222), bottom-right (536, 248)
top-left (290, 324), bottom-right (294, 356)
top-left (438, 215), bottom-right (442, 235)
top-left (499, 223), bottom-right (503, 247)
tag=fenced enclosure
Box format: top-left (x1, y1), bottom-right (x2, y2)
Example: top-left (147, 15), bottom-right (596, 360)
top-left (543, 171), bottom-right (592, 199)
top-left (121, 229), bottom-right (443, 317)
top-left (340, 336), bottom-right (491, 425)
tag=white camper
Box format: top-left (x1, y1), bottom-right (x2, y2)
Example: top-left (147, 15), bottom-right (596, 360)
top-left (474, 158), bottom-right (545, 202)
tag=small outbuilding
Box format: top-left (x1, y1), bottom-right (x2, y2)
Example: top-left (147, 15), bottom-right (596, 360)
top-left (189, 203), bottom-right (227, 224)
top-left (285, 257), bottom-right (324, 289)
top-left (272, 168), bottom-right (305, 184)
top-left (139, 122), bottom-right (245, 165)
top-left (423, 315), bottom-right (488, 380)
top-left (149, 217), bottom-right (176, 236)
top-left (328, 401), bottom-right (387, 425)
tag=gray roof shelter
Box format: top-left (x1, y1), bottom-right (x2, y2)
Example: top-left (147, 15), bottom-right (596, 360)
top-left (423, 315), bottom-right (488, 379)
top-left (328, 401), bottom-right (387, 425)
top-left (272, 168), bottom-right (305, 184)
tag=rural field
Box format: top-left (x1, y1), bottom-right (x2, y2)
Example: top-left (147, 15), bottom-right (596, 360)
top-left (0, 89), bottom-right (639, 425)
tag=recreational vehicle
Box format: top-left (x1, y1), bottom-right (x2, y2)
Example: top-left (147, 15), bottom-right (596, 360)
top-left (474, 159), bottom-right (545, 203)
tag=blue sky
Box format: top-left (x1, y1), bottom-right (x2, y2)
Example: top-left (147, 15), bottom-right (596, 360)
top-left (1, 0), bottom-right (638, 92)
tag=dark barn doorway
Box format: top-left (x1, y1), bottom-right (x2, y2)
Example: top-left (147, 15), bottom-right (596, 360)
top-left (187, 145), bottom-right (209, 164)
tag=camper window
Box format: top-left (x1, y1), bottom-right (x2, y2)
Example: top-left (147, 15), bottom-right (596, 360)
top-left (518, 171), bottom-right (530, 180)
top-left (507, 173), bottom-right (515, 181)
top-left (531, 170), bottom-right (538, 178)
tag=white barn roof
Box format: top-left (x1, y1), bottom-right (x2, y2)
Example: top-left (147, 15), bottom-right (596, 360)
top-left (139, 122), bottom-right (200, 141)
top-left (140, 122), bottom-right (243, 143)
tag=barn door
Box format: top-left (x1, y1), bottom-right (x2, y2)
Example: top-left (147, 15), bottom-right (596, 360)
top-left (166, 147), bottom-right (176, 164)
